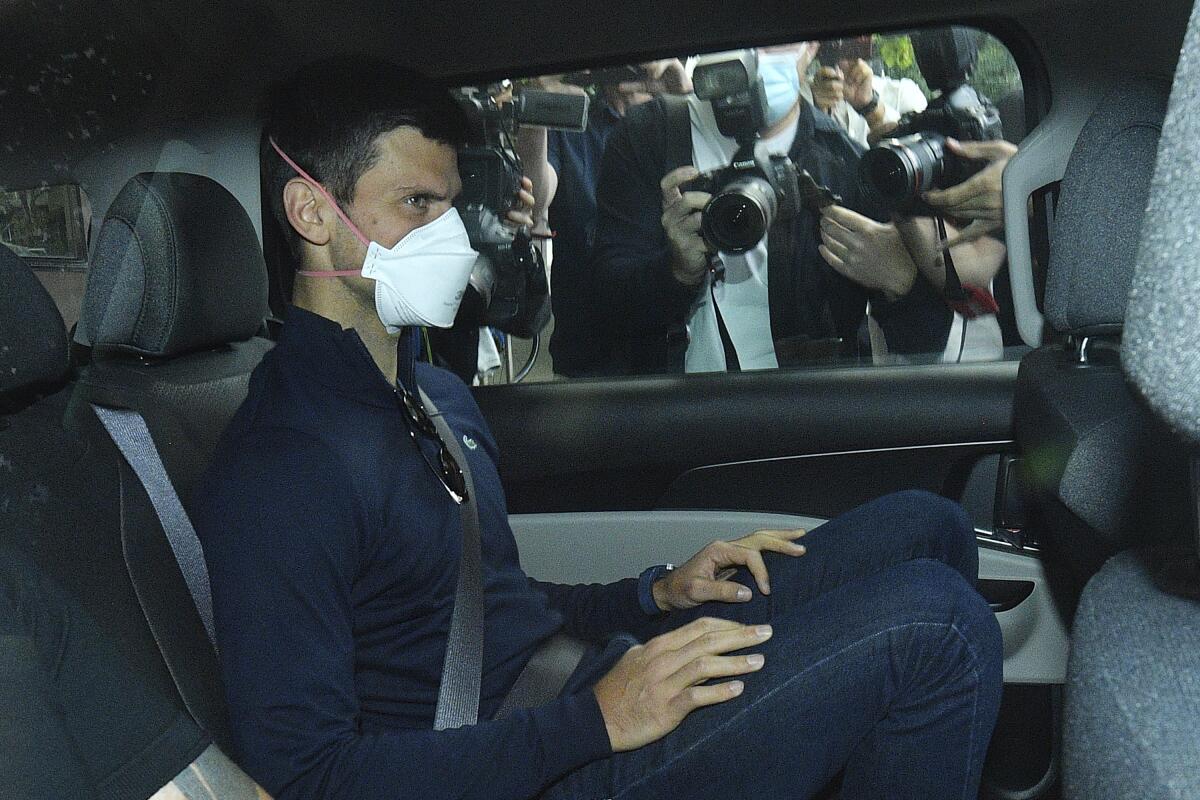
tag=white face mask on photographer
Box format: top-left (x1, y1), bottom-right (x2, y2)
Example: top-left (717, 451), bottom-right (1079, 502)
top-left (757, 50), bottom-right (803, 127)
top-left (270, 138), bottom-right (480, 332)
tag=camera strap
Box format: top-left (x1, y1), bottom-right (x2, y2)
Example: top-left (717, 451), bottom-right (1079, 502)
top-left (937, 216), bottom-right (999, 320)
top-left (709, 275), bottom-right (742, 371)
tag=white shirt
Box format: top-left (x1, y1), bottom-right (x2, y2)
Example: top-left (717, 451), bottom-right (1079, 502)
top-left (800, 76), bottom-right (928, 148)
top-left (683, 96), bottom-right (799, 373)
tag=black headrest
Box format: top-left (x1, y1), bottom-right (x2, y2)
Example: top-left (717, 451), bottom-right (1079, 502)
top-left (83, 172), bottom-right (268, 358)
top-left (0, 244), bottom-right (69, 401)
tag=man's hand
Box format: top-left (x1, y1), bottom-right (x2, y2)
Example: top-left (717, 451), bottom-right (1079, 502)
top-left (652, 529), bottom-right (807, 611)
top-left (922, 138), bottom-right (1018, 248)
top-left (840, 58), bottom-right (875, 110)
top-left (811, 66), bottom-right (845, 114)
top-left (819, 206), bottom-right (919, 300)
top-left (504, 175), bottom-right (536, 229)
top-left (592, 617), bottom-right (773, 751)
top-left (660, 166), bottom-right (713, 286)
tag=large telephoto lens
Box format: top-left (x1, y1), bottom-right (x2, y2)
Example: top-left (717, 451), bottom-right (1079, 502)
top-left (859, 132), bottom-right (948, 210)
top-left (701, 176), bottom-right (778, 253)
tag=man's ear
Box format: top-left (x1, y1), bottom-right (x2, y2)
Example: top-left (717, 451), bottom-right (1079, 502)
top-left (282, 178), bottom-right (334, 247)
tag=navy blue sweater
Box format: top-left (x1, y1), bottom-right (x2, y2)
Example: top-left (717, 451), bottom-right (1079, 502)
top-left (191, 307), bottom-right (654, 800)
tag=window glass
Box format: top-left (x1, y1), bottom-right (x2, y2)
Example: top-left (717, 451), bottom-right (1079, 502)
top-left (450, 26), bottom-right (1026, 385)
top-left (0, 183), bottom-right (89, 266)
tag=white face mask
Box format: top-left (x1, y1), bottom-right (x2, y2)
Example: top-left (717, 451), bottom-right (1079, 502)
top-left (271, 138), bottom-right (480, 332)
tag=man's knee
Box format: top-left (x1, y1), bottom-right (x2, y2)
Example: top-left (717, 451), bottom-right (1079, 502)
top-left (875, 490), bottom-right (977, 575)
top-left (899, 558), bottom-right (1003, 671)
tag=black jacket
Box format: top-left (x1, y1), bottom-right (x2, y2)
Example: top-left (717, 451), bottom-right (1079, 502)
top-left (592, 96), bottom-right (950, 373)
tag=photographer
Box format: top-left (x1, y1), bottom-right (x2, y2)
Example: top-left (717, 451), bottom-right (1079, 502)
top-left (806, 38), bottom-right (928, 147)
top-left (592, 43), bottom-right (955, 374)
top-left (518, 60), bottom-right (692, 377)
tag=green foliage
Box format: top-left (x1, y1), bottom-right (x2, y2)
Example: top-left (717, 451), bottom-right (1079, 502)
top-left (870, 29), bottom-right (1021, 104)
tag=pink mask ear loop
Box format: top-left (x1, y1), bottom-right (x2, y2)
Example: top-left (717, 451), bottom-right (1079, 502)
top-left (268, 136), bottom-right (370, 277)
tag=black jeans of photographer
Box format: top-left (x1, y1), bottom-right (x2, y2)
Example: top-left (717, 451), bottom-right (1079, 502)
top-left (543, 490), bottom-right (1003, 800)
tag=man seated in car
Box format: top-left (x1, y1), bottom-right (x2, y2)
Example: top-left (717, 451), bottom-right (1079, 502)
top-left (190, 56), bottom-right (1003, 800)
top-left (592, 42), bottom-right (1008, 373)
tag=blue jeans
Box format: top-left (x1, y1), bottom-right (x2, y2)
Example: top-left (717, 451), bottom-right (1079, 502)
top-left (546, 490), bottom-right (1004, 800)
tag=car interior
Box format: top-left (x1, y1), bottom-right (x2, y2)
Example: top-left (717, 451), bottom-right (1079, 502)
top-left (2, 0), bottom-right (1199, 798)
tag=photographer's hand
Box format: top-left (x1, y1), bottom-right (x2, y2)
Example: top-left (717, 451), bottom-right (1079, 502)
top-left (811, 66), bottom-right (845, 114)
top-left (818, 206), bottom-right (918, 300)
top-left (617, 59), bottom-right (693, 96)
top-left (660, 166), bottom-right (714, 287)
top-left (840, 59), bottom-right (875, 111)
top-left (592, 617), bottom-right (772, 752)
top-left (922, 138), bottom-right (1018, 248)
top-left (504, 175), bottom-right (536, 229)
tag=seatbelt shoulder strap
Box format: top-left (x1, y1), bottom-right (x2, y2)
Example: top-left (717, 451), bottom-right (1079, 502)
top-left (418, 388), bottom-right (485, 731)
top-left (91, 404), bottom-right (217, 650)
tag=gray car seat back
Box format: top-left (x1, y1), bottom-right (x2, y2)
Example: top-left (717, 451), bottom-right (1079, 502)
top-left (68, 171), bottom-right (273, 499)
top-left (1044, 78), bottom-right (1170, 336)
top-left (1014, 78), bottom-right (1190, 611)
top-left (1125, 53), bottom-right (1200, 441)
top-left (1064, 10), bottom-right (1200, 796)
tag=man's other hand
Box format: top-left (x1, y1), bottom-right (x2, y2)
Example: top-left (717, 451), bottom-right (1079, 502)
top-left (651, 529), bottom-right (807, 611)
top-left (592, 617), bottom-right (773, 751)
top-left (660, 166), bottom-right (713, 286)
top-left (819, 206), bottom-right (919, 300)
top-left (811, 66), bottom-right (845, 114)
top-left (923, 138), bottom-right (1018, 248)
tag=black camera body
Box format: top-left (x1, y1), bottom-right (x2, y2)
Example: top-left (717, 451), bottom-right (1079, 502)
top-left (454, 86), bottom-right (588, 336)
top-left (682, 50), bottom-right (814, 253)
top-left (681, 148), bottom-right (804, 253)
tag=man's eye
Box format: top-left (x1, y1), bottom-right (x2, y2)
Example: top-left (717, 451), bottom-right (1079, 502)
top-left (404, 195), bottom-right (432, 210)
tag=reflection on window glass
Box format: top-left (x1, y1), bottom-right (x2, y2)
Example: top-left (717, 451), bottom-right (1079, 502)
top-left (0, 184), bottom-right (89, 265)
top-left (445, 27), bottom-right (1026, 386)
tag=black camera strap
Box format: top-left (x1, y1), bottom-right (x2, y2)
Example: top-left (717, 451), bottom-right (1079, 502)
top-left (937, 215), bottom-right (999, 320)
top-left (709, 275), bottom-right (742, 371)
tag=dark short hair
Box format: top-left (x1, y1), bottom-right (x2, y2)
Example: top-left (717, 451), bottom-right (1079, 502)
top-left (261, 57), bottom-right (469, 262)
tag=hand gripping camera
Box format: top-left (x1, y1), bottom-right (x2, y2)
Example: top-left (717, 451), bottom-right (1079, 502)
top-left (454, 84), bottom-right (588, 337)
top-left (858, 29), bottom-right (1004, 216)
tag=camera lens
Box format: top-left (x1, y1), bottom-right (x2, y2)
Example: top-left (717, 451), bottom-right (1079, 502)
top-left (701, 176), bottom-right (778, 253)
top-left (859, 132), bottom-right (947, 210)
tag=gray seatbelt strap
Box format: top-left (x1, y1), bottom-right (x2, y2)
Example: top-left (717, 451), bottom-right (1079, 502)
top-left (493, 633), bottom-right (590, 720)
top-left (419, 389), bottom-right (590, 725)
top-left (91, 405), bottom-right (217, 649)
top-left (419, 388), bottom-right (485, 731)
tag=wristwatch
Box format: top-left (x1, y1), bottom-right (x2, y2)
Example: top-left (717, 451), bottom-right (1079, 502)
top-left (853, 89), bottom-right (881, 116)
top-left (637, 563), bottom-right (674, 615)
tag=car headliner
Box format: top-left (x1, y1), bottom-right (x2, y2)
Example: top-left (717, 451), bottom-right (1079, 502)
top-left (0, 0), bottom-right (1190, 192)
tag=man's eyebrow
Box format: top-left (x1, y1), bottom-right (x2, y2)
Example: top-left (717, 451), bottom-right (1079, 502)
top-left (394, 185), bottom-right (449, 198)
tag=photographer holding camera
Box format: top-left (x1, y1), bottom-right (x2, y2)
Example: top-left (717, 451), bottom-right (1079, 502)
top-left (843, 27), bottom-right (1015, 361)
top-left (806, 37), bottom-right (929, 148)
top-left (593, 42), bottom-right (976, 373)
top-left (516, 60), bottom-right (693, 377)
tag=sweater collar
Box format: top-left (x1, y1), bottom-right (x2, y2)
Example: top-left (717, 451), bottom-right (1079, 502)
top-left (277, 305), bottom-right (419, 407)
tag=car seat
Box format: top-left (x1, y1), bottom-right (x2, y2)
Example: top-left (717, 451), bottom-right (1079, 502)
top-left (62, 170), bottom-right (275, 747)
top-left (0, 243), bottom-right (213, 798)
top-left (1062, 7), bottom-right (1200, 793)
top-left (1012, 77), bottom-right (1192, 617)
top-left (67, 171), bottom-right (273, 501)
